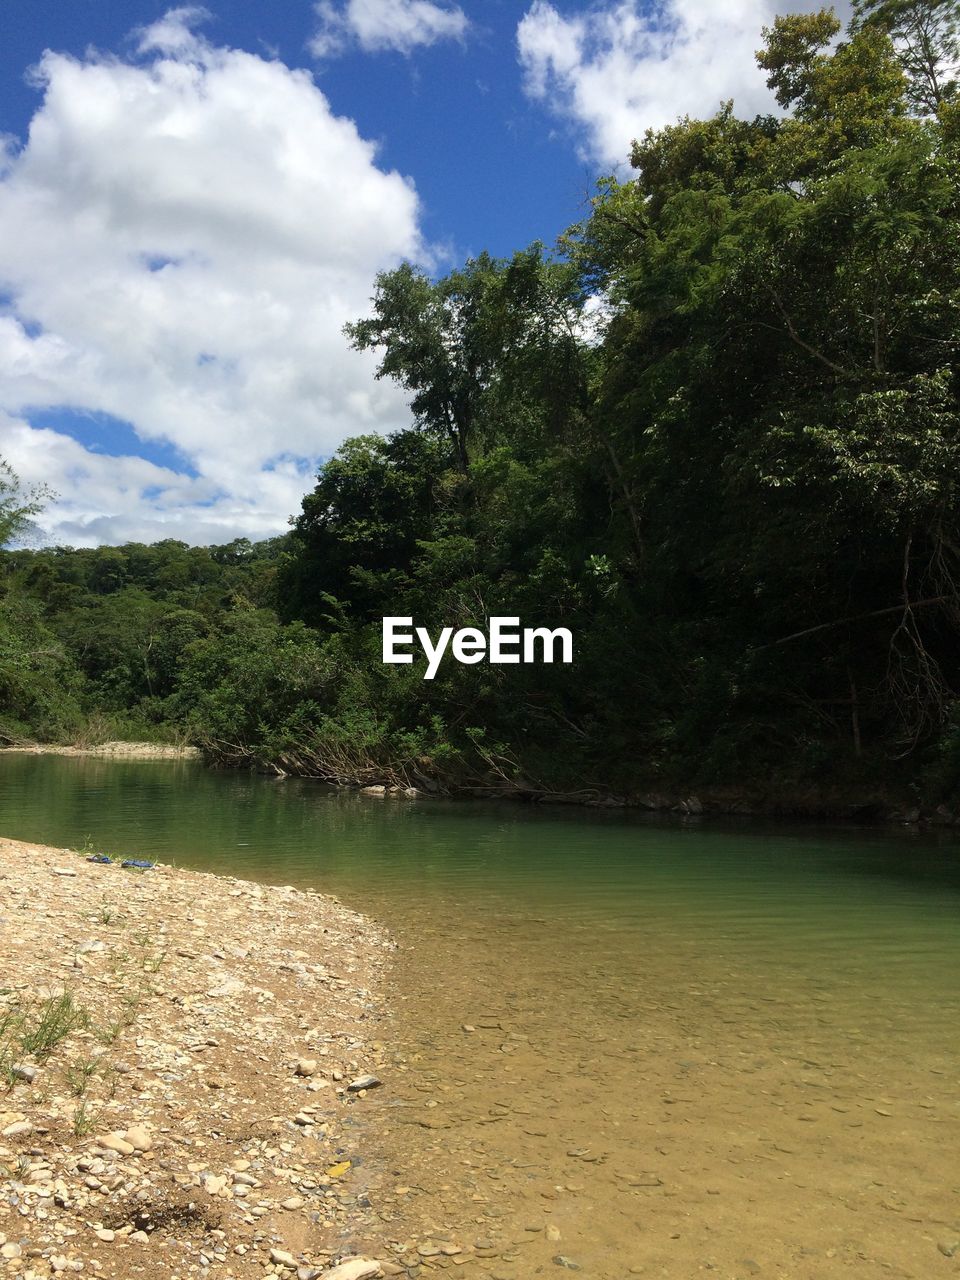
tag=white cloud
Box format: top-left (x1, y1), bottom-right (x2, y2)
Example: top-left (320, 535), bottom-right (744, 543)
top-left (517, 0), bottom-right (852, 167)
top-left (138, 5), bottom-right (214, 56)
top-left (311, 0), bottom-right (468, 58)
top-left (0, 8), bottom-right (427, 546)
top-left (1, 416), bottom-right (308, 547)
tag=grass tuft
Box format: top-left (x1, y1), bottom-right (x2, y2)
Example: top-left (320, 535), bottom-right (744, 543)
top-left (13, 992), bottom-right (88, 1062)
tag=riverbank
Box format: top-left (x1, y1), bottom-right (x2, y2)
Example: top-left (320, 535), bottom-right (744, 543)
top-left (0, 836), bottom-right (406, 1280)
top-left (3, 739), bottom-right (954, 825)
top-left (0, 743), bottom-right (200, 761)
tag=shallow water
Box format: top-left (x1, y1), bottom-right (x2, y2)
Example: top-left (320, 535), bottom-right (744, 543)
top-left (2, 754), bottom-right (959, 1278)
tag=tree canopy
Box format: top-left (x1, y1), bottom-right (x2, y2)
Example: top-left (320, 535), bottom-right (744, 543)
top-left (5, 5), bottom-right (960, 806)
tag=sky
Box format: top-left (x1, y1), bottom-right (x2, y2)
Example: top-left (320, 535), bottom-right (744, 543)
top-left (0, 0), bottom-right (844, 547)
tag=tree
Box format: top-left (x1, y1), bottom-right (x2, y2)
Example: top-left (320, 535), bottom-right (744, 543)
top-left (0, 458), bottom-right (51, 549)
top-left (345, 258), bottom-right (499, 473)
top-left (280, 432), bottom-right (450, 626)
top-left (854, 0), bottom-right (960, 113)
top-left (345, 248), bottom-right (596, 473)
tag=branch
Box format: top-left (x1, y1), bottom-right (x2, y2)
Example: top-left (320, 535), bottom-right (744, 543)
top-left (767, 287), bottom-right (855, 378)
top-left (593, 204), bottom-right (649, 240)
top-left (753, 593), bottom-right (960, 651)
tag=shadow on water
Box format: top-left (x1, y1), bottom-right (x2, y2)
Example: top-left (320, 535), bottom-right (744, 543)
top-left (2, 753), bottom-right (960, 914)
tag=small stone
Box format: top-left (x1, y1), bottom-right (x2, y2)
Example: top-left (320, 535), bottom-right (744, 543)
top-left (130, 1231), bottom-right (150, 1244)
top-left (347, 1074), bottom-right (382, 1092)
top-left (94, 1229), bottom-right (115, 1243)
top-left (11, 1065), bottom-right (38, 1084)
top-left (546, 1225), bottom-right (561, 1243)
top-left (295, 1059), bottom-right (318, 1077)
top-left (200, 1173), bottom-right (227, 1194)
top-left (938, 1241), bottom-right (960, 1258)
top-left (282, 1196), bottom-right (305, 1210)
top-left (269, 1247), bottom-right (297, 1268)
top-left (553, 1257), bottom-right (581, 1271)
top-left (97, 1133), bottom-right (134, 1156)
top-left (52, 867), bottom-right (78, 876)
top-left (1, 1243), bottom-right (22, 1260)
top-left (124, 1126), bottom-right (153, 1152)
top-left (2, 1121), bottom-right (32, 1138)
top-left (298, 1269), bottom-right (323, 1280)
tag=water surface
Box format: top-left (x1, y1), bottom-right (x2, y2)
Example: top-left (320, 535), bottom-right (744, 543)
top-left (2, 754), bottom-right (958, 1278)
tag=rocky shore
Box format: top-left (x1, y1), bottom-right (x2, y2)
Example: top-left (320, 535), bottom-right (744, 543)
top-left (0, 837), bottom-right (405, 1280)
top-left (0, 744), bottom-right (199, 761)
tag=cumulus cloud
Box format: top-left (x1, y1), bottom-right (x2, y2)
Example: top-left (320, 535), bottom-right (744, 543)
top-left (517, 0), bottom-right (851, 166)
top-left (0, 8), bottom-right (426, 546)
top-left (1, 415), bottom-right (304, 547)
top-left (311, 0), bottom-right (469, 58)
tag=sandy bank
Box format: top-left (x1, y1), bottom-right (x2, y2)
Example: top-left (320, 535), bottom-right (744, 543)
top-left (0, 743), bottom-right (200, 761)
top-left (0, 837), bottom-right (403, 1280)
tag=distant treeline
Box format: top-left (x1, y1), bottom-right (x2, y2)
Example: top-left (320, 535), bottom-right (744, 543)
top-left (4, 6), bottom-right (960, 805)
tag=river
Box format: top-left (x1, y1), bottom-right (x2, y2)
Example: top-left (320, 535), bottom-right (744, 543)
top-left (1, 753), bottom-right (958, 1278)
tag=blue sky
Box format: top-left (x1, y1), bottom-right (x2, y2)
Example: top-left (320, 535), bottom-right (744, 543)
top-left (3, 1), bottom-right (599, 264)
top-left (0, 0), bottom-right (838, 546)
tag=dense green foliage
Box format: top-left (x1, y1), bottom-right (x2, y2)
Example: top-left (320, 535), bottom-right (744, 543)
top-left (0, 533), bottom-right (286, 745)
top-left (4, 6), bottom-right (960, 804)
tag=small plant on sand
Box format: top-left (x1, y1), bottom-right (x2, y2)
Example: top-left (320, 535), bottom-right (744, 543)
top-left (0, 1010), bottom-right (22, 1088)
top-left (131, 932), bottom-right (167, 975)
top-left (93, 1018), bottom-right (124, 1047)
top-left (18, 992), bottom-right (87, 1061)
top-left (71, 1099), bottom-right (96, 1138)
top-left (70, 1060), bottom-right (118, 1134)
top-left (142, 948), bottom-right (167, 975)
top-left (97, 899), bottom-right (121, 926)
top-left (96, 980), bottom-right (146, 1045)
top-left (120, 987), bottom-right (146, 1022)
top-left (64, 1054), bottom-right (101, 1097)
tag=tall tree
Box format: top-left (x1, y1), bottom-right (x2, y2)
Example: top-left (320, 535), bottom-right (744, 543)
top-left (853, 0), bottom-right (960, 113)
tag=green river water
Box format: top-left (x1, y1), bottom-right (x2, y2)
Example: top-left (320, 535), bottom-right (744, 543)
top-left (1, 754), bottom-right (959, 1280)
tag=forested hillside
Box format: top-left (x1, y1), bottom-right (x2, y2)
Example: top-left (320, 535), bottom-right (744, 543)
top-left (3, 5), bottom-right (960, 808)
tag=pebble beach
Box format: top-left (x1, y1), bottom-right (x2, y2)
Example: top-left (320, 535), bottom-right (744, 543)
top-left (0, 836), bottom-right (404, 1280)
